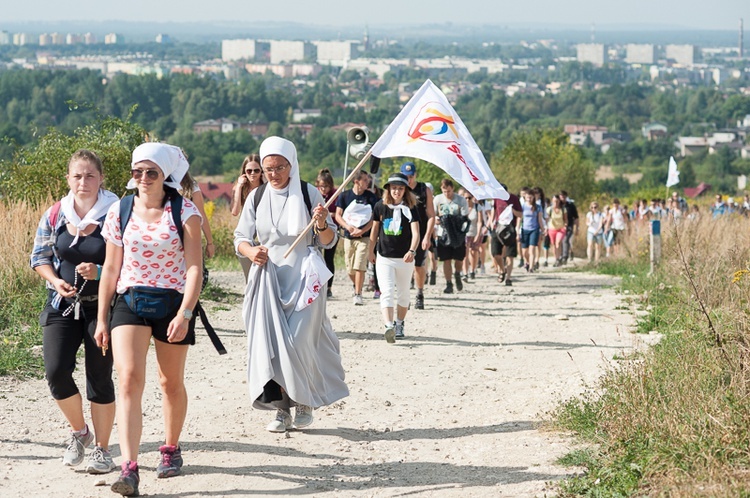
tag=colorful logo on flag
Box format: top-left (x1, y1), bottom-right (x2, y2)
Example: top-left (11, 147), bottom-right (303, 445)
top-left (408, 102), bottom-right (459, 144)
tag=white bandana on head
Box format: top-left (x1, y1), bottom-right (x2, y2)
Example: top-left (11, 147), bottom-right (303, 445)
top-left (259, 136), bottom-right (309, 235)
top-left (60, 189), bottom-right (119, 247)
top-left (127, 143), bottom-right (190, 190)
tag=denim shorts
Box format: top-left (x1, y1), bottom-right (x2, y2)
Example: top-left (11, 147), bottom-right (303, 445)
top-left (520, 228), bottom-right (540, 248)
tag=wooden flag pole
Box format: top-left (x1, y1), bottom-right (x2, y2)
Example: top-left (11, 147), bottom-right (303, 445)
top-left (284, 149), bottom-right (374, 258)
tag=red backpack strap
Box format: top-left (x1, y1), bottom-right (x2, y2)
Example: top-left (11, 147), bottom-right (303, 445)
top-left (49, 201), bottom-right (62, 228)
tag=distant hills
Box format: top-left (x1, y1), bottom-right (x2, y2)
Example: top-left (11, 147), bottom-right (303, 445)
top-left (0, 20), bottom-right (743, 46)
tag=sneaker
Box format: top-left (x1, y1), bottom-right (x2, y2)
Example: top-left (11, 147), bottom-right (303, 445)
top-left (111, 461), bottom-right (140, 497)
top-left (505, 278), bottom-right (513, 286)
top-left (62, 426), bottom-right (94, 466)
top-left (534, 262), bottom-right (540, 271)
top-left (353, 294), bottom-right (364, 306)
top-left (384, 324), bottom-right (396, 343)
top-left (415, 293), bottom-right (424, 310)
top-left (266, 409), bottom-right (293, 433)
top-left (518, 259), bottom-right (525, 268)
top-left (462, 274), bottom-right (469, 283)
top-left (524, 263), bottom-right (530, 272)
top-left (454, 272), bottom-right (463, 291)
top-left (293, 405), bottom-right (314, 429)
top-left (156, 445), bottom-right (183, 478)
top-left (429, 271), bottom-right (436, 286)
top-left (326, 288), bottom-right (333, 298)
top-left (443, 282), bottom-right (454, 294)
top-left (394, 322), bottom-right (405, 339)
top-left (373, 290), bottom-right (381, 299)
top-left (543, 260), bottom-right (548, 267)
top-left (85, 446), bottom-right (115, 474)
top-left (470, 272), bottom-right (475, 280)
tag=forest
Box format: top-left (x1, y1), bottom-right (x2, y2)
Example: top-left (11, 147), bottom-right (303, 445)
top-left (0, 65), bottom-right (749, 194)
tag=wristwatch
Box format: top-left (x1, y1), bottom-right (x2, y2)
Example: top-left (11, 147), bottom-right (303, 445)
top-left (182, 309), bottom-right (193, 321)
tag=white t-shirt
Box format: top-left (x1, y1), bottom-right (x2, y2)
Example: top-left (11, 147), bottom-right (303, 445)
top-left (609, 206), bottom-right (626, 230)
top-left (586, 211), bottom-right (604, 235)
top-left (102, 199), bottom-right (202, 294)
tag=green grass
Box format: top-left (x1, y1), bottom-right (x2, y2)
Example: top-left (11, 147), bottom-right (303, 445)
top-left (0, 285), bottom-right (48, 378)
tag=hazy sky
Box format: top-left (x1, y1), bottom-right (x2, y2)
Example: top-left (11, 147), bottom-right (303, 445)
top-left (3, 0), bottom-right (749, 30)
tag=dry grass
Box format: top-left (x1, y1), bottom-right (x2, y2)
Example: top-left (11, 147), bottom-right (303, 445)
top-left (0, 200), bottom-right (49, 376)
top-left (555, 214), bottom-right (750, 496)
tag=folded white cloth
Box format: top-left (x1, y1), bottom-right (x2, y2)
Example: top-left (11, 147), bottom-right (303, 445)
top-left (342, 202), bottom-right (373, 228)
top-left (60, 189), bottom-right (119, 246)
top-left (296, 247), bottom-right (333, 311)
top-left (385, 203), bottom-right (412, 234)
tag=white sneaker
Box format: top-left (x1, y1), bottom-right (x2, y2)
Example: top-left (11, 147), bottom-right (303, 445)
top-left (384, 324), bottom-right (396, 344)
top-left (293, 405), bottom-right (314, 429)
top-left (62, 427), bottom-right (94, 466)
top-left (266, 409), bottom-right (293, 433)
top-left (353, 294), bottom-right (363, 306)
top-left (86, 446), bottom-right (116, 474)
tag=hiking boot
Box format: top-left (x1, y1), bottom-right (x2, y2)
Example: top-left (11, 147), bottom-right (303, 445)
top-left (429, 271), bottom-right (436, 285)
top-left (62, 426), bottom-right (94, 466)
top-left (384, 324), bottom-right (396, 343)
top-left (454, 272), bottom-right (463, 291)
top-left (85, 446), bottom-right (115, 474)
top-left (293, 405), bottom-right (314, 429)
top-left (394, 321), bottom-right (405, 339)
top-left (266, 409), bottom-right (293, 433)
top-left (156, 445), bottom-right (183, 478)
top-left (353, 294), bottom-right (363, 306)
top-left (111, 461), bottom-right (140, 497)
top-left (415, 293), bottom-right (424, 310)
top-left (443, 282), bottom-right (454, 294)
top-left (505, 278), bottom-right (513, 286)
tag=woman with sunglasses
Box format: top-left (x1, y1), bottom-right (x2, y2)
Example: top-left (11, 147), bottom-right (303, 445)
top-left (30, 149), bottom-right (119, 476)
top-left (586, 202), bottom-right (605, 263)
top-left (95, 143), bottom-right (203, 496)
top-left (231, 154), bottom-right (264, 280)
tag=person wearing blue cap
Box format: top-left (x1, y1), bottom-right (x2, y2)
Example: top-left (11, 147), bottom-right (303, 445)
top-left (400, 162), bottom-right (435, 310)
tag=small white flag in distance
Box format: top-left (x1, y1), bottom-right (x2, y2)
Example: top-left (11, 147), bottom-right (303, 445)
top-left (666, 156), bottom-right (680, 188)
top-left (370, 79), bottom-right (509, 201)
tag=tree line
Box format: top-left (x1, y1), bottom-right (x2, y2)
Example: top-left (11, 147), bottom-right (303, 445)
top-left (0, 67), bottom-right (749, 194)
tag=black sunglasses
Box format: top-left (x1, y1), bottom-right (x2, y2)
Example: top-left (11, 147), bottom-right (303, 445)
top-left (245, 168), bottom-right (261, 174)
top-left (131, 169), bottom-right (160, 180)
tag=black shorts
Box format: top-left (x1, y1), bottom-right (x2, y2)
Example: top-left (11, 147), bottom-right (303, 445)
top-left (110, 294), bottom-right (196, 346)
top-left (491, 232), bottom-right (518, 258)
top-left (436, 241), bottom-right (467, 261)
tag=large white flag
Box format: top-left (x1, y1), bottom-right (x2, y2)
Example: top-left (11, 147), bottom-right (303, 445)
top-left (666, 156), bottom-right (680, 188)
top-left (370, 79), bottom-right (509, 201)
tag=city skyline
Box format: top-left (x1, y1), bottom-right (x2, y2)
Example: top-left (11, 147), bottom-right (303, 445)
top-left (2, 0), bottom-right (749, 31)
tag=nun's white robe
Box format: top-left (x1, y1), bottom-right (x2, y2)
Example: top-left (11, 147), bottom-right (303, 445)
top-left (234, 182), bottom-right (348, 409)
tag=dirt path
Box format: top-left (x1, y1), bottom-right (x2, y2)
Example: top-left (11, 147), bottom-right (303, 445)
top-left (0, 264), bottom-right (647, 497)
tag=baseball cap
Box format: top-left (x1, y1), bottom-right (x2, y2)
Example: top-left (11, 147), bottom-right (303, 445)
top-left (400, 162), bottom-right (416, 176)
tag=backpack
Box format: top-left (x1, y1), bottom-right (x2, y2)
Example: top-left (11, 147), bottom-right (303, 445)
top-left (120, 193), bottom-right (226, 355)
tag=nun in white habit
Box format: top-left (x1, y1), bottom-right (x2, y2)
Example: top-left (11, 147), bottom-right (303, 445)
top-left (234, 136), bottom-right (348, 433)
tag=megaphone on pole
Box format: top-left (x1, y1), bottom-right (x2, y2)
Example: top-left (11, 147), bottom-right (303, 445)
top-left (347, 126), bottom-right (370, 159)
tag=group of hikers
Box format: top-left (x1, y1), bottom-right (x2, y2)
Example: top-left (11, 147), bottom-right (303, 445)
top-left (36, 134), bottom-right (674, 496)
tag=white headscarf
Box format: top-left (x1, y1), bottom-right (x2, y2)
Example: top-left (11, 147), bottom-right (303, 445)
top-left (60, 188), bottom-right (119, 247)
top-left (128, 142), bottom-right (190, 190)
top-left (259, 136), bottom-right (309, 235)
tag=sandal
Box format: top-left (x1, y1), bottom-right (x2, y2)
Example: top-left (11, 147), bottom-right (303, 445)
top-left (497, 270), bottom-right (506, 283)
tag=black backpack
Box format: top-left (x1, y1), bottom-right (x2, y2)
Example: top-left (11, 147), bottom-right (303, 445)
top-left (120, 193), bottom-right (226, 355)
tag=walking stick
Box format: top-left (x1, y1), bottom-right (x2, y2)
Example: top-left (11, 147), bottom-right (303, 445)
top-left (284, 149), bottom-right (375, 258)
